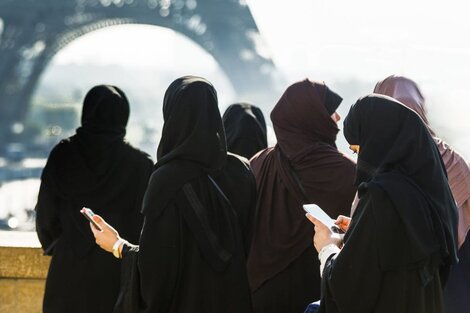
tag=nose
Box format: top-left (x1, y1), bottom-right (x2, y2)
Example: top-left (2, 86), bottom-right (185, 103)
top-left (335, 112), bottom-right (341, 122)
top-left (331, 112), bottom-right (341, 123)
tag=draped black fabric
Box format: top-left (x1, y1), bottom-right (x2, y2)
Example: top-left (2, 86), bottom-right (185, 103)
top-left (444, 232), bottom-right (470, 313)
top-left (222, 103), bottom-right (268, 159)
top-left (156, 76), bottom-right (226, 171)
top-left (135, 76), bottom-right (254, 313)
top-left (318, 94), bottom-right (458, 313)
top-left (141, 77), bottom-right (236, 269)
top-left (344, 94), bottom-right (458, 266)
top-left (319, 179), bottom-right (446, 313)
top-left (36, 85), bottom-right (154, 313)
top-left (323, 88), bottom-right (342, 115)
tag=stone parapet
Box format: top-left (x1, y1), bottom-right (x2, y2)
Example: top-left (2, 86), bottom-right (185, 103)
top-left (0, 231), bottom-right (50, 313)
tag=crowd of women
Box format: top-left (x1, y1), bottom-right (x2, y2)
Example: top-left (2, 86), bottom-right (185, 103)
top-left (35, 74), bottom-right (470, 313)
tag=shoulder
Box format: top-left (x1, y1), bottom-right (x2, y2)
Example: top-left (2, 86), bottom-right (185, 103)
top-left (226, 152), bottom-right (250, 171)
top-left (356, 173), bottom-right (428, 221)
top-left (120, 142), bottom-right (154, 169)
top-left (249, 147), bottom-right (274, 173)
top-left (45, 137), bottom-right (74, 164)
top-left (222, 153), bottom-right (255, 184)
top-left (356, 181), bottom-right (390, 208)
top-left (250, 147), bottom-right (273, 164)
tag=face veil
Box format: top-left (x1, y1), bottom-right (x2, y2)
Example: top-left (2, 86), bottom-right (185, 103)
top-left (344, 94), bottom-right (459, 266)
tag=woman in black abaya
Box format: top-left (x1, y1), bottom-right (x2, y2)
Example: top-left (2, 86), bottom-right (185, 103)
top-left (36, 85), bottom-right (154, 313)
top-left (90, 76), bottom-right (256, 313)
top-left (307, 94), bottom-right (458, 313)
top-left (222, 103), bottom-right (268, 159)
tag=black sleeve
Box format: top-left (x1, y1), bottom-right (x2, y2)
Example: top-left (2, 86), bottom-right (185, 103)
top-left (320, 187), bottom-right (388, 312)
top-left (35, 163), bottom-right (62, 255)
top-left (243, 166), bottom-right (257, 255)
top-left (137, 204), bottom-right (180, 313)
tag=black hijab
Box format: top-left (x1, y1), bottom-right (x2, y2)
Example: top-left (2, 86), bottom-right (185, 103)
top-left (76, 85), bottom-right (129, 150)
top-left (48, 85), bottom-right (131, 199)
top-left (344, 94), bottom-right (459, 268)
top-left (222, 103), bottom-right (268, 159)
top-left (142, 76), bottom-right (227, 217)
top-left (141, 76), bottom-right (238, 271)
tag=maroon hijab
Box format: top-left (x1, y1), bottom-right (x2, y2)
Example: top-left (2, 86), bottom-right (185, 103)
top-left (247, 79), bottom-right (356, 291)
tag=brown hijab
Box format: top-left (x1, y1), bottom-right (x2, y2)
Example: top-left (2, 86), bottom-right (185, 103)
top-left (374, 75), bottom-right (470, 247)
top-left (247, 79), bottom-right (356, 291)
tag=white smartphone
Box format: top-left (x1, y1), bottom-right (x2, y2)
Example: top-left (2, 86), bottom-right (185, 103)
top-left (303, 204), bottom-right (344, 234)
top-left (80, 207), bottom-right (102, 231)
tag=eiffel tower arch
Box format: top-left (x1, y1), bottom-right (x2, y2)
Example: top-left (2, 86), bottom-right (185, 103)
top-left (0, 0), bottom-right (280, 146)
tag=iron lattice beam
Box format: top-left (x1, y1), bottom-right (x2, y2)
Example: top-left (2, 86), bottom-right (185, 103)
top-left (0, 0), bottom-right (282, 145)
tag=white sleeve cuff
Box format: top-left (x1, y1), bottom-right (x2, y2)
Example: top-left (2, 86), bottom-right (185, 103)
top-left (318, 244), bottom-right (341, 277)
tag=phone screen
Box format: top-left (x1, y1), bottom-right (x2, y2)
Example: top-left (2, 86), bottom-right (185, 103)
top-left (303, 204), bottom-right (344, 234)
top-left (80, 207), bottom-right (103, 231)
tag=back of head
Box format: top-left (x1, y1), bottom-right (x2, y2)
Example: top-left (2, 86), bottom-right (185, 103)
top-left (222, 103), bottom-right (268, 159)
top-left (81, 85), bottom-right (130, 135)
top-left (156, 76), bottom-right (227, 172)
top-left (270, 79), bottom-right (342, 158)
top-left (374, 75), bottom-right (429, 126)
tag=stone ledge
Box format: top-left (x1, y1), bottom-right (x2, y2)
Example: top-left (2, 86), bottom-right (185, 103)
top-left (0, 231), bottom-right (50, 312)
top-left (0, 231), bottom-right (50, 279)
top-left (0, 279), bottom-right (45, 313)
top-left (0, 246), bottom-right (50, 279)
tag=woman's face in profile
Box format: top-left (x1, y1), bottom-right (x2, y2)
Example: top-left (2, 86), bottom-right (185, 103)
top-left (331, 112), bottom-right (341, 123)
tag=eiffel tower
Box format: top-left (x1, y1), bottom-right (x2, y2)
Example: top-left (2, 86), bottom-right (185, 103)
top-left (0, 0), bottom-right (280, 146)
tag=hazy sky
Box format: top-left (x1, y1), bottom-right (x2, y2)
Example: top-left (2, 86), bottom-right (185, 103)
top-left (50, 0), bottom-right (470, 156)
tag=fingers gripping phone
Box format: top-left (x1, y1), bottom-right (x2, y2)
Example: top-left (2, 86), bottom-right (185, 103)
top-left (303, 204), bottom-right (345, 234)
top-left (80, 207), bottom-right (103, 231)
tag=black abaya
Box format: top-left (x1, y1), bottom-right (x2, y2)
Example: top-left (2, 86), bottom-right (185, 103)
top-left (121, 76), bottom-right (255, 313)
top-left (137, 154), bottom-right (255, 313)
top-left (318, 94), bottom-right (458, 313)
top-left (320, 177), bottom-right (446, 313)
top-left (36, 85), bottom-right (154, 313)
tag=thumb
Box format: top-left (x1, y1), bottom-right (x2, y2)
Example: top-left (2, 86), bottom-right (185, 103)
top-left (92, 214), bottom-right (104, 226)
top-left (305, 213), bottom-right (317, 225)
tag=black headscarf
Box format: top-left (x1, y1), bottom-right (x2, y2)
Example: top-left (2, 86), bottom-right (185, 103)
top-left (142, 76), bottom-right (227, 217)
top-left (37, 84), bottom-right (152, 257)
top-left (324, 88), bottom-right (342, 115)
top-left (141, 76), bottom-right (238, 271)
top-left (344, 94), bottom-right (459, 268)
top-left (49, 85), bottom-right (131, 199)
top-left (222, 103), bottom-right (268, 159)
top-left (77, 85), bottom-right (129, 149)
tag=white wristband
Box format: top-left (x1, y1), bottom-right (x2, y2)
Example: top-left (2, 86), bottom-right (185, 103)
top-left (318, 244), bottom-right (341, 277)
top-left (112, 238), bottom-right (127, 259)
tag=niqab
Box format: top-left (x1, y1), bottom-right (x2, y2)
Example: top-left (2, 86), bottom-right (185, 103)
top-left (36, 85), bottom-right (153, 313)
top-left (344, 94), bottom-right (459, 267)
top-left (374, 75), bottom-right (470, 246)
top-left (247, 79), bottom-right (356, 291)
top-left (222, 103), bottom-right (267, 159)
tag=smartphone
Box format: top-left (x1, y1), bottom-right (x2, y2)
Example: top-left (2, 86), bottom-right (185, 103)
top-left (80, 207), bottom-right (102, 231)
top-left (303, 204), bottom-right (344, 234)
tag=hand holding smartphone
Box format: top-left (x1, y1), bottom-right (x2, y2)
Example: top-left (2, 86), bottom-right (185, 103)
top-left (303, 204), bottom-right (345, 234)
top-left (80, 207), bottom-right (103, 231)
